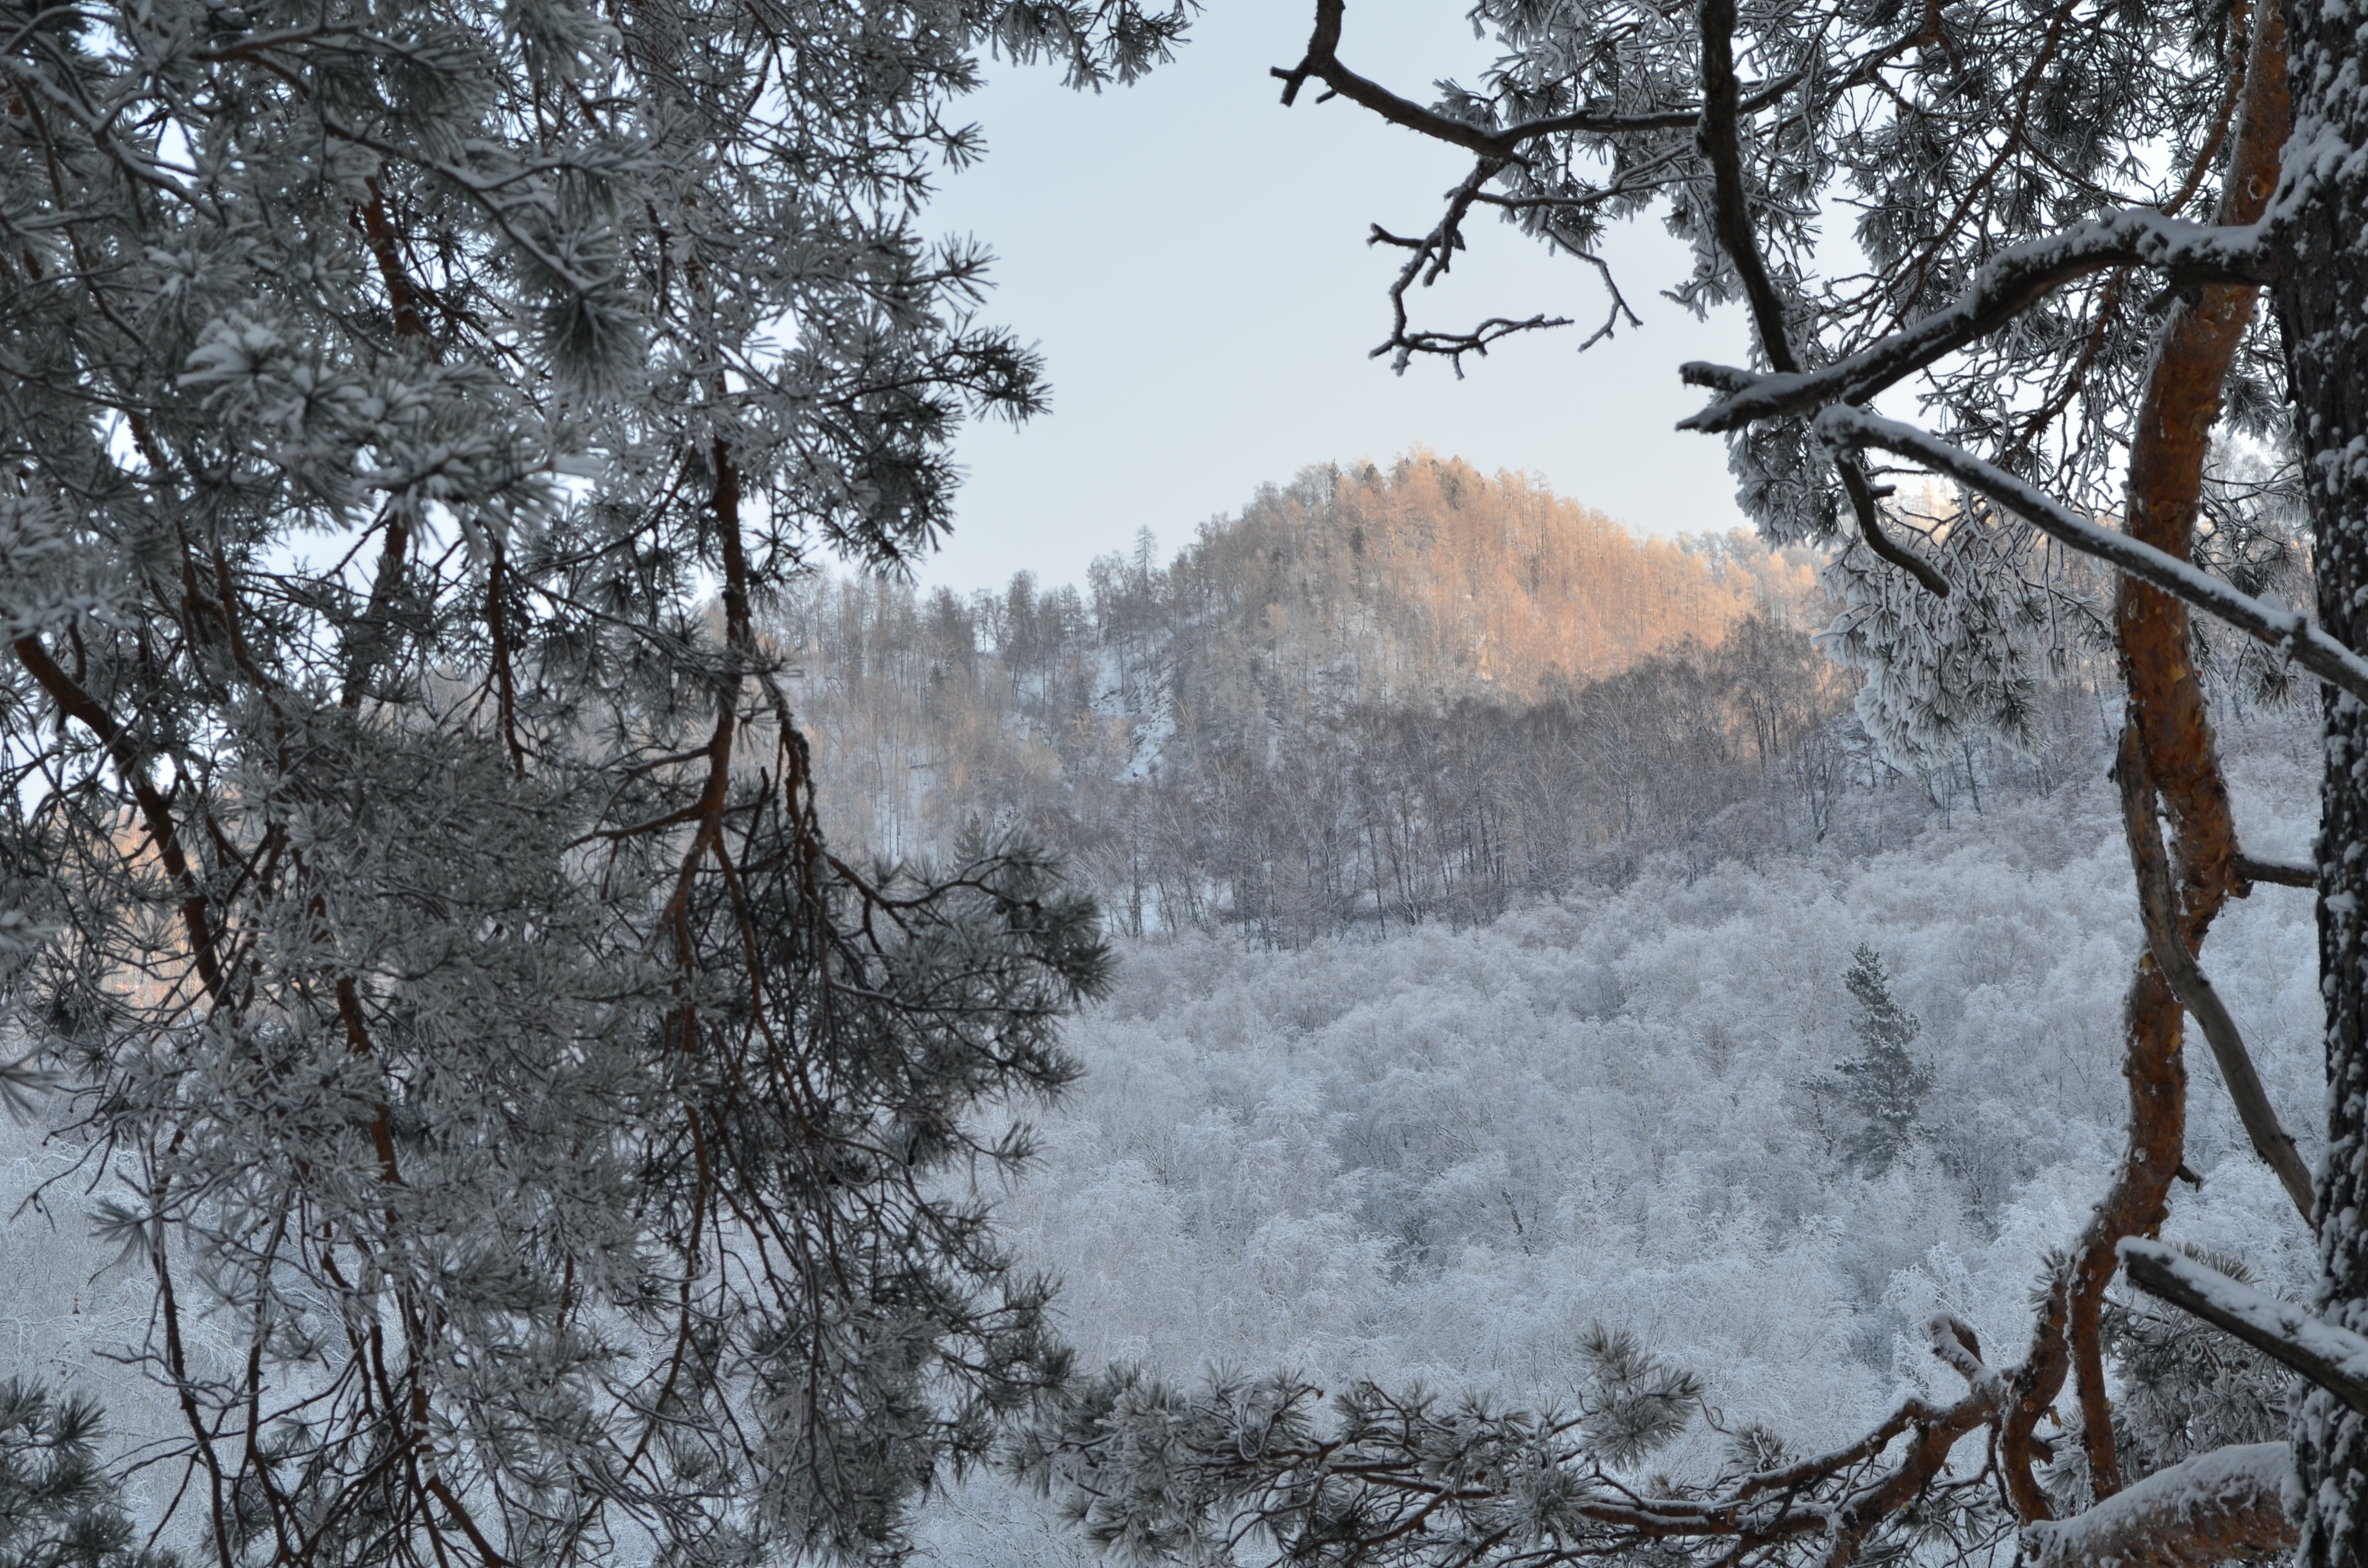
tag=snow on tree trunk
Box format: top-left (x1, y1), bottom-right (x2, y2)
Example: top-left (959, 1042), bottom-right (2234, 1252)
top-left (2278, 0), bottom-right (2368, 1558)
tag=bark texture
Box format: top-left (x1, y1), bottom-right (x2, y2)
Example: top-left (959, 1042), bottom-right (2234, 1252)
top-left (2021, 1443), bottom-right (2295, 1568)
top-left (2118, 0), bottom-right (2287, 879)
top-left (2277, 0), bottom-right (2368, 1560)
top-left (2022, 0), bottom-right (2293, 1506)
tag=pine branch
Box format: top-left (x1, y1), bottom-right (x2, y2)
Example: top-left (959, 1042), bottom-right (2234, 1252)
top-left (2121, 1241), bottom-right (2368, 1415)
top-left (1812, 408), bottom-right (2368, 705)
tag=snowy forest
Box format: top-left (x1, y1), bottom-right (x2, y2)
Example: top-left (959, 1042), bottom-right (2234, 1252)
top-left (0, 450), bottom-right (2330, 1565)
top-left (779, 455), bottom-right (1845, 939)
top-left (778, 454), bottom-right (2167, 943)
top-left (766, 459), bottom-right (2333, 1568)
top-left (11, 0), bottom-right (2368, 1562)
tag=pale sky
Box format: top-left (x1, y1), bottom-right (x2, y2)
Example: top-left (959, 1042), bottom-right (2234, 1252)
top-left (916, 0), bottom-right (1761, 597)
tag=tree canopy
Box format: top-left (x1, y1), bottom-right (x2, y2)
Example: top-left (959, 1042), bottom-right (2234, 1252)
top-left (0, 0), bottom-right (1182, 1559)
top-left (11, 0), bottom-right (2368, 1562)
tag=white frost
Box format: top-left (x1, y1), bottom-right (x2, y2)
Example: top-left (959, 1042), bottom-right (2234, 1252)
top-left (2022, 1443), bottom-right (2289, 1568)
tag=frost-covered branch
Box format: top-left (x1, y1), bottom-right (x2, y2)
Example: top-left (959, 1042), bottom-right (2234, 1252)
top-left (1016, 1342), bottom-right (2009, 1568)
top-left (0, 0), bottom-right (1150, 1556)
top-left (1679, 212), bottom-right (2274, 431)
top-left (1814, 408), bottom-right (2368, 704)
top-left (2121, 1241), bottom-right (2368, 1415)
top-left (2020, 1443), bottom-right (2294, 1568)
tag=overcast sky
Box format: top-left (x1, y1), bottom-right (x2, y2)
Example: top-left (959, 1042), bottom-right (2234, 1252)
top-left (913, 0), bottom-right (1760, 598)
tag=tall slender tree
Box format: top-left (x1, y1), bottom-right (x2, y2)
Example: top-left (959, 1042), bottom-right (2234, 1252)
top-left (1820, 945), bottom-right (1931, 1175)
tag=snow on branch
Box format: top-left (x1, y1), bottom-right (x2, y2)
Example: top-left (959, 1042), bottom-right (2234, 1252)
top-left (2020, 1443), bottom-right (2294, 1568)
top-left (2120, 1240), bottom-right (2368, 1416)
top-left (2234, 854), bottom-right (2315, 888)
top-left (1016, 1360), bottom-right (2006, 1568)
top-left (1678, 211), bottom-right (2274, 431)
top-left (1923, 1314), bottom-right (2005, 1400)
top-left (1813, 408), bottom-right (2368, 706)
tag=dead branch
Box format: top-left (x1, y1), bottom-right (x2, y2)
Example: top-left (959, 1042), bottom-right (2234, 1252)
top-left (1368, 159), bottom-right (1575, 375)
top-left (2233, 854), bottom-right (2313, 888)
top-left (2122, 749), bottom-right (2315, 1225)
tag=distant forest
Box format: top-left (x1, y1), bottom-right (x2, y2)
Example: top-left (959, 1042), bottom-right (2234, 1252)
top-left (767, 455), bottom-right (2125, 943)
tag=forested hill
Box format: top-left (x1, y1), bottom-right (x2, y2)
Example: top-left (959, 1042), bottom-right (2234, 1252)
top-left (763, 454), bottom-right (1859, 939)
top-left (1086, 453), bottom-right (1814, 706)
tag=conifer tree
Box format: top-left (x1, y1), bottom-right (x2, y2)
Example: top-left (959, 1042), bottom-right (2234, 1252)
top-left (1820, 945), bottom-right (1931, 1176)
top-left (0, 1382), bottom-right (173, 1568)
top-left (0, 0), bottom-right (1180, 1560)
top-left (1013, 2), bottom-right (2368, 1566)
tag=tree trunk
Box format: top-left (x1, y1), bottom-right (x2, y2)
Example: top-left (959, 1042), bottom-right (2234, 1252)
top-left (2276, 0), bottom-right (2368, 1560)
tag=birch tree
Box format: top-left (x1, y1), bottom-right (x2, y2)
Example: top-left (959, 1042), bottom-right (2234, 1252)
top-left (0, 0), bottom-right (1184, 1561)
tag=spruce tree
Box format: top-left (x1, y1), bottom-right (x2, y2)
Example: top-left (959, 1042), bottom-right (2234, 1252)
top-left (1820, 945), bottom-right (1932, 1176)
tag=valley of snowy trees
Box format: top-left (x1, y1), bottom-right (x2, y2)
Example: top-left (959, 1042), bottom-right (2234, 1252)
top-left (3, 580), bottom-right (2331, 1568)
top-left (753, 464), bottom-right (2331, 1567)
top-left (10, 0), bottom-right (2368, 1560)
top-left (0, 453), bottom-right (2331, 1567)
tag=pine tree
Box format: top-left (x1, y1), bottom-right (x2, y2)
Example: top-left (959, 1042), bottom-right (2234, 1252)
top-left (0, 1381), bottom-right (174, 1568)
top-left (0, 0), bottom-right (1181, 1560)
top-left (1008, 1), bottom-right (2368, 1565)
top-left (1818, 945), bottom-right (1932, 1176)
top-left (2093, 1249), bottom-right (2294, 1495)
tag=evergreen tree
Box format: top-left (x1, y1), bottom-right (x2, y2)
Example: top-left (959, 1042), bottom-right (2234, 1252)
top-left (2088, 1249), bottom-right (2295, 1500)
top-left (0, 0), bottom-right (1178, 1560)
top-left (1819, 945), bottom-right (1932, 1175)
top-left (1015, 0), bottom-right (2368, 1563)
top-left (0, 1382), bottom-right (173, 1568)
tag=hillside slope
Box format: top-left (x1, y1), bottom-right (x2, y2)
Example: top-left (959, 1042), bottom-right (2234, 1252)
top-left (906, 718), bottom-right (2324, 1568)
top-left (770, 454), bottom-right (1872, 939)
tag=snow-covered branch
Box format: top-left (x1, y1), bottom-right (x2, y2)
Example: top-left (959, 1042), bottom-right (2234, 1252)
top-left (2235, 855), bottom-right (2314, 888)
top-left (2021, 1443), bottom-right (2294, 1568)
top-left (1813, 408), bottom-right (2368, 705)
top-left (1017, 1359), bottom-right (2005, 1568)
top-left (1679, 212), bottom-right (2273, 432)
top-left (2121, 1240), bottom-right (2368, 1416)
top-left (1924, 1314), bottom-right (2004, 1399)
